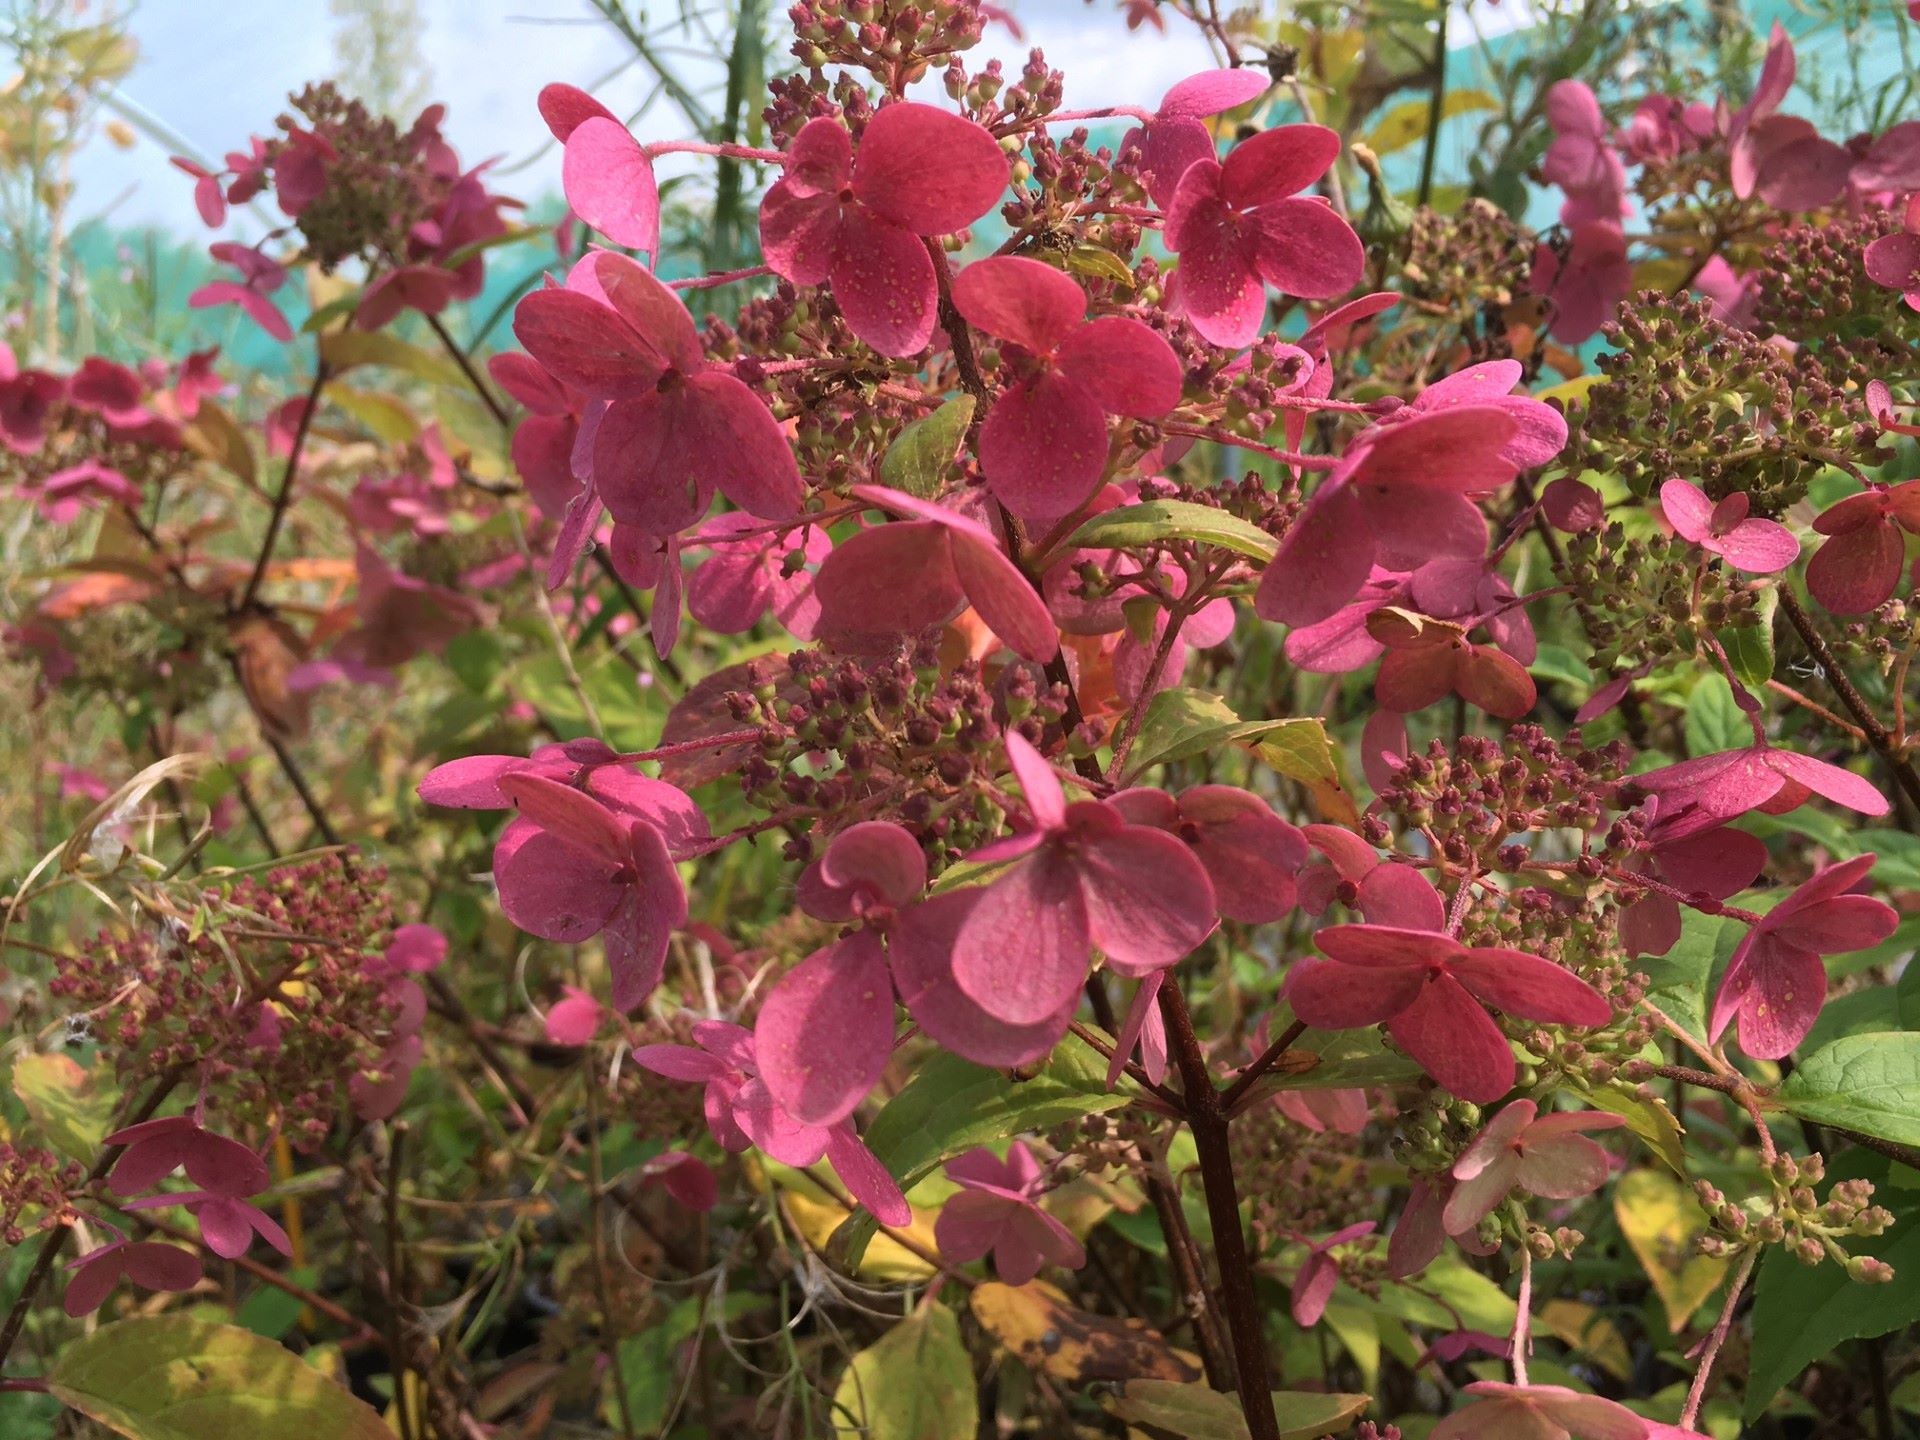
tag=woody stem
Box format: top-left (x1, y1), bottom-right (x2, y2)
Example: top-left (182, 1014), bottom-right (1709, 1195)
top-left (1776, 587), bottom-right (1920, 817)
top-left (1679, 1248), bottom-right (1756, 1428)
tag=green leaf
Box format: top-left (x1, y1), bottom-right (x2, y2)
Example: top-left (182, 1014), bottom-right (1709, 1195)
top-left (1066, 244), bottom-right (1138, 287)
top-left (1719, 590), bottom-right (1776, 691)
top-left (1854, 828), bottom-right (1920, 891)
top-left (1684, 674), bottom-right (1747, 757)
top-left (1062, 500), bottom-right (1278, 563)
top-left (1574, 1079), bottom-right (1688, 1177)
top-left (317, 331), bottom-right (466, 390)
top-left (831, 1303), bottom-right (975, 1440)
top-left (1778, 1032), bottom-right (1920, 1148)
top-left (11, 1053), bottom-right (117, 1160)
top-left (879, 395), bottom-right (974, 498)
top-left (48, 1317), bottom-right (397, 1440)
top-left (1106, 1380), bottom-right (1369, 1439)
top-left (1124, 688), bottom-right (1335, 783)
top-left (1746, 1155), bottom-right (1920, 1419)
top-left (837, 1036), bottom-right (1130, 1268)
top-left (1638, 906), bottom-right (1743, 1044)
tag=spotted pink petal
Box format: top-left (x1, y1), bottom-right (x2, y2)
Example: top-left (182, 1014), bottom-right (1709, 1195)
top-left (852, 103), bottom-right (1007, 235)
top-left (1077, 822), bottom-right (1219, 972)
top-left (755, 931), bottom-right (896, 1126)
top-left (950, 255), bottom-right (1085, 354)
top-left (977, 370), bottom-right (1111, 523)
top-left (1448, 948), bottom-right (1613, 1027)
top-left (1254, 487), bottom-right (1371, 627)
top-left (1248, 196), bottom-right (1367, 300)
top-left (1055, 317), bottom-right (1184, 418)
top-left (512, 289), bottom-right (667, 399)
top-left (1220, 124), bottom-right (1340, 207)
top-left (829, 206), bottom-right (940, 357)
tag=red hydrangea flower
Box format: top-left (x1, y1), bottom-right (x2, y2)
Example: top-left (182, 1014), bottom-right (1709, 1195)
top-left (1366, 608), bottom-right (1537, 721)
top-left (489, 772), bottom-right (689, 1011)
top-left (1286, 925), bottom-right (1612, 1102)
top-left (1659, 478), bottom-right (1799, 573)
top-left (1531, 219), bottom-right (1631, 343)
top-left (1442, 1100), bottom-right (1625, 1234)
top-left (950, 733), bottom-right (1217, 1025)
top-left (1541, 81), bottom-right (1627, 224)
top-left (189, 243), bottom-right (293, 343)
top-left (1162, 123), bottom-right (1365, 349)
top-left (1108, 783), bottom-right (1308, 923)
top-left (513, 250), bottom-right (802, 536)
top-left (1289, 1220), bottom-right (1375, 1326)
top-left (813, 485), bottom-right (1058, 663)
top-left (1256, 405), bottom-right (1524, 629)
top-left (1618, 819), bottom-right (1767, 957)
top-left (934, 1142), bottom-right (1086, 1285)
top-left (1710, 854), bottom-right (1898, 1058)
top-left (1433, 1382), bottom-right (1649, 1440)
top-left (633, 1020), bottom-right (909, 1225)
top-left (1633, 742), bottom-right (1888, 840)
top-left (105, 1116), bottom-right (269, 1198)
top-left (64, 1241), bottom-right (202, 1318)
top-left (1725, 24), bottom-right (1849, 213)
top-left (1807, 478), bottom-right (1920, 614)
top-left (951, 256), bottom-right (1183, 523)
top-left (1123, 69), bottom-right (1272, 208)
top-left (125, 1191), bottom-right (293, 1261)
top-left (759, 104), bottom-right (1009, 357)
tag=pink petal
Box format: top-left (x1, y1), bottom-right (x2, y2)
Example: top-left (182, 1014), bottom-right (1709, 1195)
top-left (592, 389), bottom-right (710, 533)
top-left (1715, 517), bottom-right (1800, 574)
top-left (1159, 70), bottom-right (1270, 118)
top-left (1315, 924), bottom-right (1455, 968)
top-left (631, 1043), bottom-right (729, 1082)
top-left (1514, 1133), bottom-right (1614, 1200)
top-left (601, 827), bottom-right (685, 1012)
top-left (893, 891), bottom-right (1074, 1065)
top-left (512, 289), bottom-right (666, 399)
top-left (1290, 1251), bottom-right (1339, 1326)
top-left (681, 372), bottom-right (803, 520)
top-left (64, 1253), bottom-right (127, 1317)
top-left (825, 1124), bottom-right (911, 1227)
top-left (935, 1189), bottom-right (1015, 1263)
top-left (1220, 124), bottom-right (1340, 207)
top-left (498, 772), bottom-right (631, 862)
top-left (952, 849), bottom-right (1091, 1024)
top-left (586, 769), bottom-right (709, 857)
top-left (950, 255), bottom-right (1084, 353)
top-left (1254, 486), bottom-right (1371, 627)
top-left (948, 527), bottom-right (1061, 662)
top-left (1767, 751), bottom-right (1889, 817)
top-left (538, 83), bottom-right (616, 141)
top-left (545, 987), bottom-right (604, 1046)
top-left (1164, 172), bottom-right (1265, 349)
top-left (1076, 823), bottom-right (1219, 971)
top-left (829, 208), bottom-right (940, 357)
top-left (978, 370), bottom-right (1111, 523)
top-left (781, 116), bottom-right (853, 195)
top-left (419, 754), bottom-right (549, 809)
top-left (1388, 975), bottom-right (1516, 1103)
top-left (755, 931), bottom-right (896, 1126)
top-left (852, 103), bottom-right (1007, 235)
top-left (1772, 894), bottom-right (1898, 955)
top-left (814, 522), bottom-right (964, 641)
top-left (1180, 787), bottom-right (1306, 923)
top-left (818, 821), bottom-right (929, 909)
top-left (121, 1241), bottom-right (205, 1294)
top-left (1248, 196), bottom-right (1367, 300)
top-left (758, 183), bottom-right (840, 285)
top-left (1357, 864), bottom-right (1445, 930)
top-left (492, 819), bottom-right (627, 942)
top-left (1005, 731), bottom-right (1069, 832)
top-left (1448, 948), bottom-right (1613, 1027)
top-left (1056, 317), bottom-right (1184, 418)
top-left (1659, 477), bottom-right (1714, 542)
top-left (1004, 1203), bottom-right (1086, 1283)
top-left (1808, 520), bottom-right (1904, 614)
top-left (1286, 956), bottom-right (1426, 1028)
top-left (563, 117), bottom-right (660, 254)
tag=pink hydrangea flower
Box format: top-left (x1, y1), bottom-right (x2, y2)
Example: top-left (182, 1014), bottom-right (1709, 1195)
top-left (1108, 783), bottom-right (1308, 923)
top-left (189, 242), bottom-right (293, 343)
top-left (105, 1116), bottom-right (269, 1198)
top-left (1368, 609), bottom-right (1537, 721)
top-left (1531, 219), bottom-right (1632, 343)
top-left (1432, 1382), bottom-right (1649, 1440)
top-left (1255, 404), bottom-right (1523, 629)
top-left (0, 357), bottom-right (65, 453)
top-left (755, 821), bottom-right (926, 1125)
top-left (1122, 69), bottom-right (1273, 208)
top-left (685, 514), bottom-right (830, 639)
top-left (633, 1020), bottom-right (909, 1225)
top-left (1289, 1220), bottom-right (1375, 1326)
top-left (1865, 218), bottom-right (1920, 311)
top-left (759, 104), bottom-right (1008, 356)
top-left (950, 732), bottom-right (1217, 1026)
top-left (540, 84), bottom-right (659, 256)
top-left (513, 250), bottom-right (802, 536)
top-left (1618, 820), bottom-right (1768, 958)
top-left (488, 772), bottom-right (689, 1011)
top-left (1710, 853), bottom-right (1899, 1058)
top-left (812, 485), bottom-right (1058, 663)
top-left (1542, 81), bottom-right (1628, 224)
top-left (1807, 479), bottom-right (1920, 614)
top-left (1443, 1100), bottom-right (1625, 1234)
top-left (64, 1241), bottom-right (202, 1317)
top-left (170, 156), bottom-right (228, 226)
top-left (952, 256), bottom-right (1183, 523)
top-left (1725, 25), bottom-right (1849, 213)
top-left (934, 1142), bottom-right (1086, 1285)
top-left (1633, 742), bottom-right (1888, 840)
top-left (1162, 123), bottom-right (1365, 348)
top-left (545, 984), bottom-right (605, 1046)
top-left (1659, 479), bottom-right (1798, 573)
top-left (1286, 925), bottom-right (1613, 1102)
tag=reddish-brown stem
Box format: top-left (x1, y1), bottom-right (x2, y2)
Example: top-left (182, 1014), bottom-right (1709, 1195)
top-left (1221, 1019), bottom-right (1308, 1115)
top-left (1776, 587), bottom-right (1920, 817)
top-left (1159, 982), bottom-right (1279, 1440)
top-left (1679, 1248), bottom-right (1757, 1429)
top-left (1158, 420), bottom-right (1339, 470)
top-left (240, 360), bottom-right (330, 611)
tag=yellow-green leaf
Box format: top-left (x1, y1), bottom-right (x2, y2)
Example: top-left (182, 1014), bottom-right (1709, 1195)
top-left (1613, 1169), bottom-right (1727, 1332)
top-left (318, 331), bottom-right (466, 390)
top-left (880, 395), bottom-right (974, 498)
top-left (1362, 88), bottom-right (1500, 156)
top-left (48, 1317), bottom-right (398, 1440)
top-left (11, 1053), bottom-right (117, 1160)
top-left (1105, 1379), bottom-right (1370, 1439)
top-left (832, 1304), bottom-right (975, 1440)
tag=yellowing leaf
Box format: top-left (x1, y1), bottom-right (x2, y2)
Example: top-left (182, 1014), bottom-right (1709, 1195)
top-left (780, 1186), bottom-right (939, 1282)
top-left (11, 1053), bottom-right (116, 1159)
top-left (1614, 1169), bottom-right (1728, 1332)
top-left (1105, 1379), bottom-right (1370, 1439)
top-left (971, 1281), bottom-right (1202, 1384)
top-left (1533, 374), bottom-right (1605, 411)
top-left (832, 1304), bottom-right (976, 1440)
top-left (1540, 1299), bottom-right (1633, 1381)
top-left (49, 1317), bottom-right (398, 1440)
top-left (1362, 89), bottom-right (1501, 156)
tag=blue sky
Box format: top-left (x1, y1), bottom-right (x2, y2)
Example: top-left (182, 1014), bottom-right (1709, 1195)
top-left (73, 0), bottom-right (1226, 237)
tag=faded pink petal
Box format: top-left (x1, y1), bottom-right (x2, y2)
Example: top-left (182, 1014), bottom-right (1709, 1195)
top-left (852, 103), bottom-right (1007, 235)
top-left (953, 846), bottom-right (1091, 1025)
top-left (755, 931), bottom-right (896, 1126)
top-left (563, 116), bottom-right (660, 254)
top-left (893, 890), bottom-right (1074, 1066)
